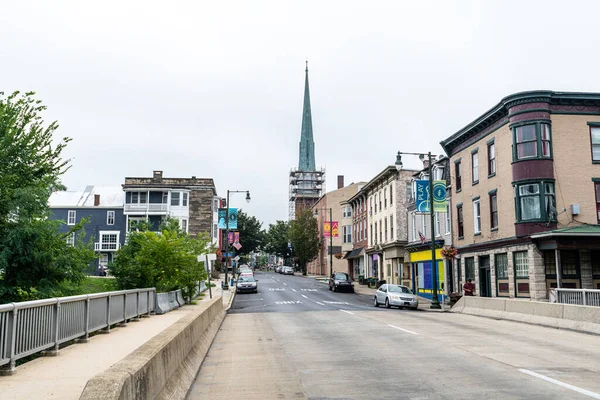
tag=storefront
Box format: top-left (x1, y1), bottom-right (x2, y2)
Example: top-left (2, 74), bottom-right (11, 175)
top-left (344, 247), bottom-right (365, 279)
top-left (408, 242), bottom-right (445, 301)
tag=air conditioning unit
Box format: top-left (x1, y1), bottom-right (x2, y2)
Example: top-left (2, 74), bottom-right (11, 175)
top-left (570, 204), bottom-right (580, 215)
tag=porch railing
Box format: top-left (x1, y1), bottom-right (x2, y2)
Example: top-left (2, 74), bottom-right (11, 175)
top-left (0, 288), bottom-right (155, 373)
top-left (124, 203), bottom-right (169, 213)
top-left (549, 288), bottom-right (600, 307)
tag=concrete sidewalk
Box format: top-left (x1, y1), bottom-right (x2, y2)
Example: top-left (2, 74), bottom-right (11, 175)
top-left (0, 281), bottom-right (234, 400)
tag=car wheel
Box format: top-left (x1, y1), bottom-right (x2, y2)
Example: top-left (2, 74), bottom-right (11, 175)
top-left (385, 298), bottom-right (391, 309)
top-left (374, 296), bottom-right (379, 307)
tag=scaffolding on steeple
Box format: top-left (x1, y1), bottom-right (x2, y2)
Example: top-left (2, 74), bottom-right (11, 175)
top-left (289, 62), bottom-right (325, 220)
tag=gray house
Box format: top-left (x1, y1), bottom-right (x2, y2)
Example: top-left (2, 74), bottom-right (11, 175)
top-left (49, 186), bottom-right (125, 275)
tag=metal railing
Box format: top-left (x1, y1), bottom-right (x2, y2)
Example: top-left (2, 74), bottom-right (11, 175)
top-left (124, 203), bottom-right (169, 213)
top-left (0, 288), bottom-right (155, 372)
top-left (94, 242), bottom-right (120, 251)
top-left (549, 288), bottom-right (600, 307)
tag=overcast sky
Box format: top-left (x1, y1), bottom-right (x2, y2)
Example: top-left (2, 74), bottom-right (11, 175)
top-left (2, 1), bottom-right (600, 227)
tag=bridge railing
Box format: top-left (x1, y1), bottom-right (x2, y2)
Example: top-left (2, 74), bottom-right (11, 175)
top-left (549, 288), bottom-right (600, 307)
top-left (0, 288), bottom-right (155, 373)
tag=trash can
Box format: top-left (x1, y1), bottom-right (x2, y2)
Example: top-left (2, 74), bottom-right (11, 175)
top-left (230, 277), bottom-right (235, 287)
top-left (358, 275), bottom-right (364, 285)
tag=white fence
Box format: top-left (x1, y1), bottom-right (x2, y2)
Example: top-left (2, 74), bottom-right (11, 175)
top-left (0, 288), bottom-right (155, 373)
top-left (549, 288), bottom-right (600, 307)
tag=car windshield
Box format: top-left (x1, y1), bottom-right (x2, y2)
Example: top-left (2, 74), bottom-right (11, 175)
top-left (238, 276), bottom-right (255, 282)
top-left (334, 273), bottom-right (348, 281)
top-left (388, 285), bottom-right (411, 293)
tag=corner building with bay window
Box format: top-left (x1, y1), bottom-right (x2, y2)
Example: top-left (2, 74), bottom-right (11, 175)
top-left (441, 91), bottom-right (600, 300)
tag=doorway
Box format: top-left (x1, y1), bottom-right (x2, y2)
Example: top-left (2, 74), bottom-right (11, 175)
top-left (479, 255), bottom-right (491, 297)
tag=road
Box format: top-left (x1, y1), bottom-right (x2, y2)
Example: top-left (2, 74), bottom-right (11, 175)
top-left (187, 271), bottom-right (600, 400)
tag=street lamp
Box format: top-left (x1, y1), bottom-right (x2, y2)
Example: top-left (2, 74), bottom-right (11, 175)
top-left (223, 189), bottom-right (250, 290)
top-left (397, 151), bottom-right (442, 309)
top-left (314, 207), bottom-right (334, 277)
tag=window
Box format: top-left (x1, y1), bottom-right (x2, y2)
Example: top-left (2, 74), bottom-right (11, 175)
top-left (370, 224), bottom-right (373, 244)
top-left (390, 184), bottom-right (393, 205)
top-left (465, 257), bottom-right (475, 280)
top-left (561, 250), bottom-right (578, 277)
top-left (213, 223), bottom-right (218, 238)
top-left (515, 181), bottom-right (556, 222)
top-left (490, 193), bottom-right (498, 230)
top-left (591, 127), bottom-right (600, 162)
top-left (412, 214), bottom-right (416, 241)
top-left (99, 232), bottom-right (118, 250)
top-left (163, 192), bottom-right (169, 204)
top-left (488, 142), bottom-right (496, 176)
top-left (445, 202), bottom-right (451, 234)
top-left (171, 192), bottom-right (180, 206)
top-left (374, 222), bottom-right (377, 244)
top-left (595, 183), bottom-right (600, 224)
top-left (139, 192), bottom-right (147, 203)
top-left (181, 219), bottom-right (188, 233)
top-left (370, 197), bottom-right (373, 213)
top-left (472, 151), bottom-right (479, 184)
top-left (544, 250), bottom-right (556, 275)
top-left (390, 216), bottom-right (394, 240)
top-left (66, 233), bottom-right (75, 246)
top-left (107, 210), bottom-right (115, 225)
top-left (182, 193), bottom-right (188, 207)
top-left (384, 219), bottom-right (388, 241)
top-left (495, 253), bottom-right (508, 279)
top-left (213, 198), bottom-right (219, 211)
top-left (374, 196), bottom-right (377, 213)
top-left (343, 225), bottom-right (352, 243)
top-left (379, 193), bottom-right (382, 211)
top-left (514, 251), bottom-right (529, 278)
top-left (384, 188), bottom-right (387, 209)
top-left (473, 199), bottom-right (481, 234)
top-left (455, 160), bottom-right (462, 191)
top-left (513, 122), bottom-right (552, 160)
top-left (379, 221), bottom-right (382, 243)
top-left (457, 204), bottom-right (464, 238)
top-left (67, 210), bottom-right (76, 225)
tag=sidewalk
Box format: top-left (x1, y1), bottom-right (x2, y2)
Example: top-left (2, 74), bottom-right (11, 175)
top-left (0, 281), bottom-right (233, 400)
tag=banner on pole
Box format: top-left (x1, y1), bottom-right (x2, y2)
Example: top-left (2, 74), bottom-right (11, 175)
top-left (415, 180), bottom-right (447, 213)
top-left (323, 221), bottom-right (339, 237)
top-left (218, 208), bottom-right (238, 229)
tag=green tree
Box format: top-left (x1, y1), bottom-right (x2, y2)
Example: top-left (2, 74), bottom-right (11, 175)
top-left (236, 210), bottom-right (266, 256)
top-left (288, 209), bottom-right (320, 275)
top-left (110, 217), bottom-right (210, 301)
top-left (265, 220), bottom-right (290, 259)
top-left (0, 91), bottom-right (95, 302)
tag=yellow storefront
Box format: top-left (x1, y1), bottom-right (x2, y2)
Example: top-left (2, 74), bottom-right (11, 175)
top-left (408, 247), bottom-right (444, 301)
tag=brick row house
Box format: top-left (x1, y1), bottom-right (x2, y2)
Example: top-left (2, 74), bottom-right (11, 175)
top-left (441, 90), bottom-right (600, 300)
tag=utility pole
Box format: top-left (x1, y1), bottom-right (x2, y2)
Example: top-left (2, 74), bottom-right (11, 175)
top-left (329, 207), bottom-right (333, 277)
top-left (428, 152), bottom-right (441, 309)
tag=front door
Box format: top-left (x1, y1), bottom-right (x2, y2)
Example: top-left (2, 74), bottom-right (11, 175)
top-left (479, 255), bottom-right (491, 297)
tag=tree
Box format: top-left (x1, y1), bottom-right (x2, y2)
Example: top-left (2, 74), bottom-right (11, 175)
top-left (0, 91), bottom-right (95, 303)
top-left (236, 210), bottom-right (266, 256)
top-left (110, 217), bottom-right (210, 301)
top-left (265, 220), bottom-right (290, 259)
top-left (288, 209), bottom-right (320, 275)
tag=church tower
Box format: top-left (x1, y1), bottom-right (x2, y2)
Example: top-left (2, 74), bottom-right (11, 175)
top-left (289, 62), bottom-right (325, 219)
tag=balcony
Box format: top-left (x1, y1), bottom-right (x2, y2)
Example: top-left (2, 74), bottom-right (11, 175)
top-left (124, 203), bottom-right (169, 214)
top-left (94, 242), bottom-right (120, 252)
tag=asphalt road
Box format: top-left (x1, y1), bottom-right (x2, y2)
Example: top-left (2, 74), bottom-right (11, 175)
top-left (188, 271), bottom-right (600, 400)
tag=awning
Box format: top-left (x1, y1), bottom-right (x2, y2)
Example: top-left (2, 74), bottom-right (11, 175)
top-left (344, 247), bottom-right (365, 259)
top-left (530, 225), bottom-right (600, 239)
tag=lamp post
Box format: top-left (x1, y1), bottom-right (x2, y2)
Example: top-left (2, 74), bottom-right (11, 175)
top-left (396, 151), bottom-right (442, 309)
top-left (223, 190), bottom-right (251, 290)
top-left (314, 207), bottom-right (334, 277)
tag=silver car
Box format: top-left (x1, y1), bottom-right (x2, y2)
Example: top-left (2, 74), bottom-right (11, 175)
top-left (374, 284), bottom-right (418, 309)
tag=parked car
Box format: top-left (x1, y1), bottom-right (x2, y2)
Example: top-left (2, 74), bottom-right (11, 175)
top-left (275, 266), bottom-right (282, 274)
top-left (238, 266), bottom-right (253, 276)
top-left (373, 284), bottom-right (418, 309)
top-left (329, 272), bottom-right (354, 292)
top-left (236, 275), bottom-right (258, 293)
top-left (283, 266), bottom-right (294, 275)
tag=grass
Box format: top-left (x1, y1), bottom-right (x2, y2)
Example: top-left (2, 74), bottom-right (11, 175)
top-left (75, 276), bottom-right (118, 294)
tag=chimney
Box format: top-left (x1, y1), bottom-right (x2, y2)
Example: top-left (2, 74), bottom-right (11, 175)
top-left (94, 194), bottom-right (100, 206)
top-left (153, 170), bottom-right (163, 182)
top-left (337, 175), bottom-right (344, 189)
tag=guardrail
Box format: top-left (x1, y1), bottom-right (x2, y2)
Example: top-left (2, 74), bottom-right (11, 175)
top-left (0, 288), bottom-right (155, 374)
top-left (549, 288), bottom-right (600, 306)
top-left (155, 282), bottom-right (208, 315)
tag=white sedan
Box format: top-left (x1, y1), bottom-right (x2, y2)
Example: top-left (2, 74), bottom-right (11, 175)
top-left (374, 284), bottom-right (418, 310)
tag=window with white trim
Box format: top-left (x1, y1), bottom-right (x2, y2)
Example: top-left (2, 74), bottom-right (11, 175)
top-left (171, 192), bottom-right (180, 206)
top-left (66, 233), bottom-right (75, 246)
top-left (343, 225), bottom-right (352, 243)
top-left (472, 151), bottom-right (479, 184)
top-left (181, 219), bottom-right (188, 233)
top-left (473, 199), bottom-right (481, 234)
top-left (389, 184), bottom-right (393, 205)
top-left (68, 210), bottom-right (76, 225)
top-left (99, 232), bottom-right (118, 250)
top-left (182, 193), bottom-right (188, 207)
top-left (390, 216), bottom-right (394, 241)
top-left (107, 210), bottom-right (115, 225)
top-left (592, 126), bottom-right (600, 162)
top-left (514, 251), bottom-right (529, 278)
top-left (445, 202), bottom-right (451, 234)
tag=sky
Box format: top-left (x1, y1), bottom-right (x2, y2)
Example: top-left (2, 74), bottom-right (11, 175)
top-left (2, 0), bottom-right (600, 228)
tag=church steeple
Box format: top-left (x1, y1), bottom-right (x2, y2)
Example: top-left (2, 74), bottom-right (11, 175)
top-left (298, 62), bottom-right (316, 171)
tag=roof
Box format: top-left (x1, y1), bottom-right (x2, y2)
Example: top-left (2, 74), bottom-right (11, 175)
top-left (530, 225), bottom-right (600, 239)
top-left (49, 185), bottom-right (124, 208)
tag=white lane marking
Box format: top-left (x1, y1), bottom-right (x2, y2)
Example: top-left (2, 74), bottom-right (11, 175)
top-left (269, 288), bottom-right (285, 291)
top-left (388, 324), bottom-right (418, 335)
top-left (324, 301), bottom-right (349, 305)
top-left (340, 310), bottom-right (355, 315)
top-left (283, 283), bottom-right (287, 286)
top-left (301, 295), bottom-right (308, 299)
top-left (519, 369), bottom-right (600, 399)
top-left (275, 300), bottom-right (302, 305)
top-left (291, 288), bottom-right (297, 292)
top-left (316, 301), bottom-right (325, 306)
top-left (301, 288), bottom-right (317, 292)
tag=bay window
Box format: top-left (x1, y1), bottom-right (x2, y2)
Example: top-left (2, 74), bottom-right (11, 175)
top-left (513, 122), bottom-right (552, 161)
top-left (515, 181), bottom-right (556, 222)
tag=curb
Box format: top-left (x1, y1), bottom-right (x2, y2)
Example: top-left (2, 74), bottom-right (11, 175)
top-left (225, 287), bottom-right (236, 311)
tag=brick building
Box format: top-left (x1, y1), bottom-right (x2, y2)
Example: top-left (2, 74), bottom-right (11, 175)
top-left (441, 90), bottom-right (600, 300)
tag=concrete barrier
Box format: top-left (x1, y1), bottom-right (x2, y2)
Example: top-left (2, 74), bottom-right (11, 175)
top-left (451, 296), bottom-right (600, 335)
top-left (155, 293), bottom-right (172, 315)
top-left (175, 289), bottom-right (185, 306)
top-left (79, 297), bottom-right (226, 400)
top-left (168, 291), bottom-right (179, 310)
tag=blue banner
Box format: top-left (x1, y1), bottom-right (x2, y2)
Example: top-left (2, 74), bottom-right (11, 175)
top-left (415, 180), bottom-right (446, 212)
top-left (415, 180), bottom-right (430, 212)
top-left (217, 208), bottom-right (238, 229)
